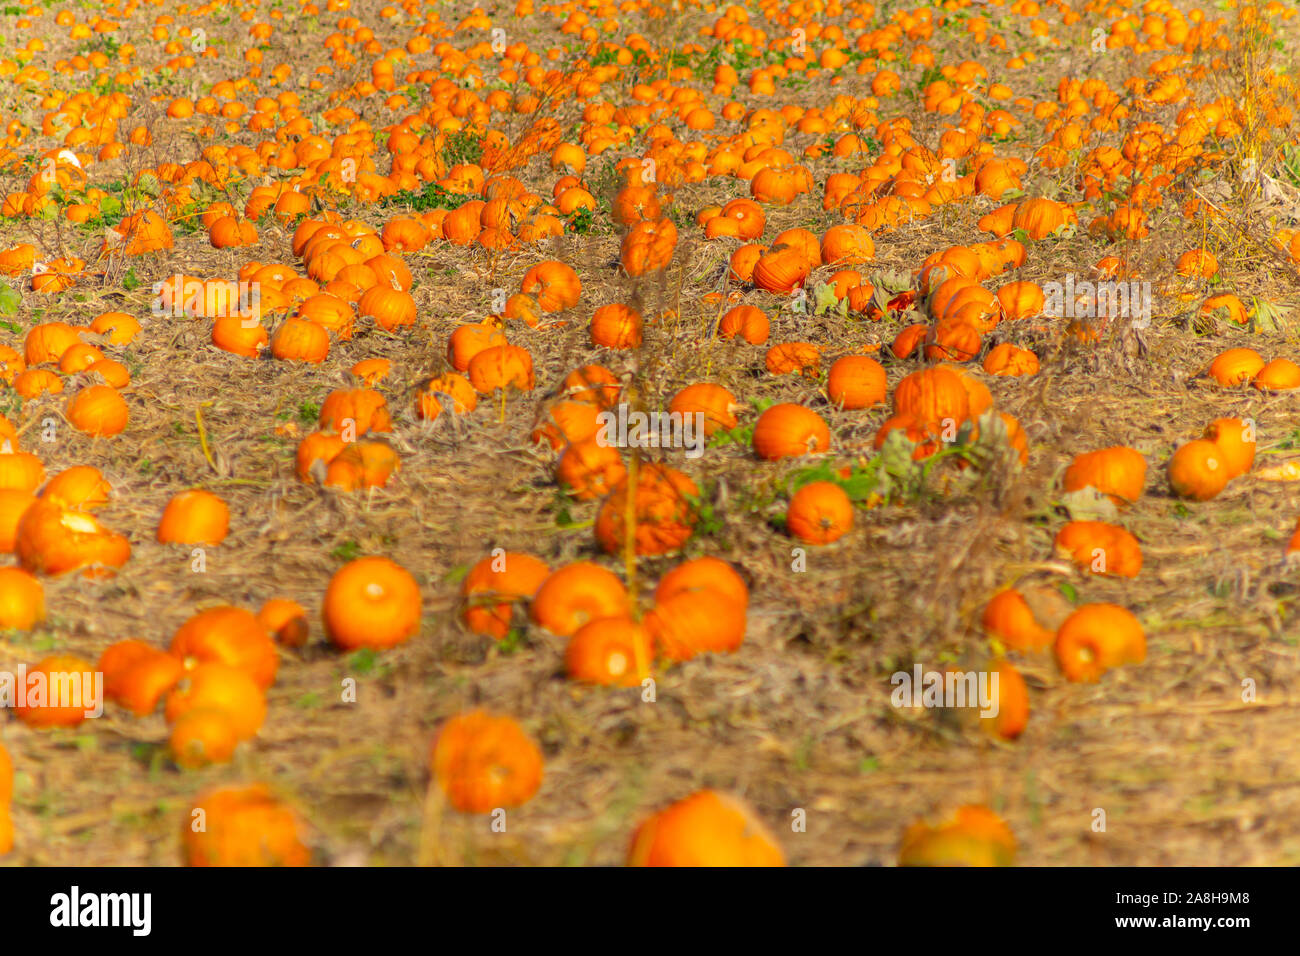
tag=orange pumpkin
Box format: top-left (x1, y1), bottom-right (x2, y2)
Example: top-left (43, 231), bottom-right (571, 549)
top-left (65, 385), bottom-right (129, 436)
top-left (628, 791), bottom-right (785, 867)
top-left (157, 489), bottom-right (230, 545)
top-left (171, 606), bottom-right (278, 689)
top-left (182, 784), bottom-right (310, 866)
top-left (594, 464), bottom-right (699, 556)
top-left (15, 655), bottom-right (96, 728)
top-left (460, 551), bottom-right (551, 640)
top-left (752, 404), bottom-right (830, 461)
top-left (565, 616), bottom-right (653, 686)
top-left (323, 556), bottom-right (422, 650)
top-left (786, 481), bottom-right (854, 544)
top-left (1055, 603), bottom-right (1145, 683)
top-left (1062, 446), bottom-right (1147, 506)
top-left (430, 710), bottom-right (544, 814)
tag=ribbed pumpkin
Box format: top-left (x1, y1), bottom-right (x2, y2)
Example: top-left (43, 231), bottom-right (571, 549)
top-left (752, 248), bottom-right (811, 294)
top-left (752, 404), bottom-right (830, 461)
top-left (358, 284), bottom-right (416, 331)
top-left (892, 366), bottom-right (970, 427)
top-left (1062, 447), bottom-right (1148, 506)
top-left (270, 317), bottom-right (330, 363)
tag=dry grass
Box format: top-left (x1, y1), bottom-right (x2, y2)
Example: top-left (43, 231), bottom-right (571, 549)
top-left (3, 0), bottom-right (1300, 866)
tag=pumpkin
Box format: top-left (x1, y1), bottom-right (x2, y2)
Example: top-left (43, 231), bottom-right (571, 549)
top-left (752, 404), bottom-right (830, 461)
top-left (24, 322), bottom-right (83, 365)
top-left (1253, 358), bottom-right (1300, 391)
top-left (645, 584), bottom-right (747, 660)
top-left (294, 294), bottom-right (354, 340)
top-left (611, 185), bottom-right (660, 225)
top-left (899, 805), bottom-right (1016, 867)
top-left (430, 709), bottom-right (544, 814)
top-left (0, 449), bottom-right (45, 494)
top-left (0, 489), bottom-right (35, 552)
top-left (826, 355), bottom-right (887, 409)
top-left (257, 598), bottom-right (310, 648)
top-left (728, 244), bottom-right (767, 284)
top-left (111, 210), bottom-right (174, 255)
top-left (892, 365), bottom-right (970, 427)
top-left (0, 740), bottom-right (11, 803)
top-left (461, 551), bottom-right (551, 639)
top-left (318, 388), bottom-right (392, 435)
top-left (157, 489), bottom-right (230, 545)
top-left (66, 386), bottom-right (129, 437)
top-left (1176, 248), bottom-right (1218, 278)
top-left (982, 342), bottom-right (1039, 377)
top-left (720, 198), bottom-right (766, 239)
top-left (208, 214), bottom-right (258, 249)
top-left (1062, 446), bottom-right (1147, 506)
top-left (0, 566), bottom-right (44, 630)
top-left (415, 373), bottom-right (478, 420)
top-left (467, 344), bottom-right (535, 393)
top-left (565, 616), bottom-right (653, 686)
top-left (590, 303), bottom-right (643, 349)
top-left (88, 359), bottom-right (131, 388)
top-left (171, 606), bottom-right (278, 689)
top-left (621, 218), bottom-right (677, 276)
top-left (447, 323), bottom-right (506, 371)
top-left (16, 500), bottom-right (131, 577)
top-left (14, 370), bottom-right (63, 399)
top-left (59, 343), bottom-right (104, 374)
top-left (1167, 439), bottom-right (1228, 501)
top-left (270, 317), bottom-right (330, 363)
top-left (118, 648), bottom-right (187, 717)
top-left (1054, 521), bottom-right (1142, 577)
top-left (772, 228), bottom-right (822, 267)
top-left (980, 588), bottom-right (1055, 652)
top-left (323, 441), bottom-right (401, 490)
top-left (718, 305), bottom-right (770, 344)
top-left (521, 261), bottom-right (581, 312)
top-left (1201, 292), bottom-right (1249, 326)
top-left (530, 400), bottom-right (603, 450)
top-left (981, 660), bottom-right (1029, 741)
top-left (628, 791), bottom-right (785, 867)
top-left (170, 707), bottom-right (241, 768)
top-left (655, 557), bottom-right (749, 608)
top-left (530, 562), bottom-right (628, 636)
top-left (668, 383), bottom-right (740, 435)
top-left (296, 431), bottom-right (347, 482)
top-left (594, 464), bottom-right (699, 556)
top-left (1055, 603), bottom-right (1145, 683)
top-left (100, 639), bottom-right (162, 697)
top-left (820, 224), bottom-right (875, 264)
top-left (1012, 197), bottom-right (1077, 239)
top-left (995, 281), bottom-right (1045, 320)
top-left (212, 316), bottom-right (268, 357)
top-left (945, 364), bottom-right (994, 417)
top-left (0, 345), bottom-right (24, 384)
top-left (1202, 417), bottom-right (1255, 479)
top-left (924, 317), bottom-right (983, 363)
top-left (357, 284), bottom-right (416, 330)
top-left (560, 365), bottom-right (621, 407)
top-left (323, 556), bottom-right (422, 650)
top-left (381, 217), bottom-right (431, 252)
top-left (556, 436), bottom-right (627, 501)
top-left (351, 359), bottom-right (391, 387)
top-left (752, 247), bottom-right (811, 294)
top-left (15, 655), bottom-right (96, 728)
top-left (891, 323), bottom-right (929, 359)
top-left (182, 784), bottom-right (310, 867)
top-left (1207, 347), bottom-right (1264, 386)
top-left (786, 481), bottom-right (853, 544)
